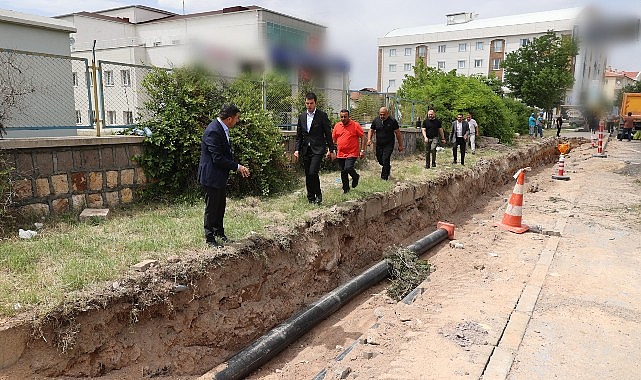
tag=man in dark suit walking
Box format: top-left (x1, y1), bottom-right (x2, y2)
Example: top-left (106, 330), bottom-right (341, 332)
top-left (294, 92), bottom-right (336, 205)
top-left (198, 103), bottom-right (250, 248)
top-left (450, 113), bottom-right (470, 165)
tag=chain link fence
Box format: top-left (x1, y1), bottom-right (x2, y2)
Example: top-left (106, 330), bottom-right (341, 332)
top-left (0, 48), bottom-right (92, 137)
top-left (1, 49), bottom-right (424, 137)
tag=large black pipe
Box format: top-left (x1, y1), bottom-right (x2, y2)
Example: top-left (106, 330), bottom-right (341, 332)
top-left (210, 224), bottom-right (453, 380)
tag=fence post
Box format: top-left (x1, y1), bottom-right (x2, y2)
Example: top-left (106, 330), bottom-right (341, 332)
top-left (97, 61), bottom-right (106, 133)
top-left (90, 41), bottom-right (102, 136)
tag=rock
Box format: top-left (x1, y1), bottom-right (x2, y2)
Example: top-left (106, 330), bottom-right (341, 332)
top-left (18, 229), bottom-right (37, 239)
top-left (336, 367), bottom-right (352, 379)
top-left (79, 208), bottom-right (110, 221)
top-left (132, 259), bottom-right (159, 271)
top-left (172, 284), bottom-right (189, 293)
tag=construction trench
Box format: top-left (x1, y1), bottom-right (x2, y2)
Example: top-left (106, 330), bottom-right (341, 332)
top-left (0, 138), bottom-right (576, 378)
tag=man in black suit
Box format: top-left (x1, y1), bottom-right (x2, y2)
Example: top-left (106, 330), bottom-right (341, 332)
top-left (449, 113), bottom-right (470, 165)
top-left (294, 92), bottom-right (336, 205)
top-left (198, 103), bottom-right (250, 248)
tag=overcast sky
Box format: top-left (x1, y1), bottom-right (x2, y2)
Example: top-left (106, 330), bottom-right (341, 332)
top-left (2, 0), bottom-right (639, 88)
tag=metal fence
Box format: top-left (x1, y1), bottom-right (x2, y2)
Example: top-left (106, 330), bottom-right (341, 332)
top-left (1, 48), bottom-right (425, 137)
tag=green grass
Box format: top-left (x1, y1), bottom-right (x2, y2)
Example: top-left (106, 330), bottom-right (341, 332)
top-left (0, 141), bottom-right (529, 317)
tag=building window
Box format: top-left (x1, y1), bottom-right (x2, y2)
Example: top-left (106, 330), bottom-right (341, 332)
top-left (388, 79), bottom-right (396, 88)
top-left (417, 45), bottom-right (427, 57)
top-left (458, 43), bottom-right (467, 52)
top-left (389, 64), bottom-right (397, 72)
top-left (123, 111), bottom-right (133, 125)
top-left (438, 44), bottom-right (446, 53)
top-left (75, 110), bottom-right (82, 124)
top-left (476, 41), bottom-right (483, 51)
top-left (404, 63), bottom-right (412, 71)
top-left (121, 69), bottom-right (131, 86)
top-left (106, 111), bottom-right (116, 125)
top-left (153, 41), bottom-right (161, 47)
top-left (89, 110), bottom-right (96, 124)
top-left (404, 47), bottom-right (412, 56)
top-left (474, 59), bottom-right (483, 68)
top-left (520, 38), bottom-right (530, 47)
top-left (72, 72), bottom-right (78, 87)
top-left (493, 40), bottom-right (504, 52)
top-left (389, 48), bottom-right (396, 57)
top-left (104, 70), bottom-right (114, 86)
top-left (492, 58), bottom-right (502, 70)
top-left (437, 61), bottom-right (446, 69)
top-left (458, 60), bottom-right (466, 69)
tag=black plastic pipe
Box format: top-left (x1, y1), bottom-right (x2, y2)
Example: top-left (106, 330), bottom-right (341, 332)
top-left (210, 225), bottom-right (453, 380)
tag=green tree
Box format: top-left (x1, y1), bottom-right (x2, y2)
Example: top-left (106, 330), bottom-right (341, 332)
top-left (137, 65), bottom-right (224, 197)
top-left (502, 30), bottom-right (578, 114)
top-left (398, 60), bottom-right (515, 143)
top-left (351, 92), bottom-right (383, 123)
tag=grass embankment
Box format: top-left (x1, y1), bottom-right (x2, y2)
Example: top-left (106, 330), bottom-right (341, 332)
top-left (1, 143), bottom-right (506, 318)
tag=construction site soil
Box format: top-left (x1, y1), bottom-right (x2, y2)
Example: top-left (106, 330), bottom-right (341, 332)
top-left (0, 137), bottom-right (590, 379)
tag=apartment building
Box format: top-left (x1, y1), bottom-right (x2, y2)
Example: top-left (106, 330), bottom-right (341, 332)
top-left (377, 7), bottom-right (607, 106)
top-left (55, 5), bottom-right (348, 129)
top-left (604, 68), bottom-right (639, 104)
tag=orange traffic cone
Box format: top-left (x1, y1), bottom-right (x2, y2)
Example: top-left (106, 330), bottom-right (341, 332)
top-left (495, 168), bottom-right (530, 234)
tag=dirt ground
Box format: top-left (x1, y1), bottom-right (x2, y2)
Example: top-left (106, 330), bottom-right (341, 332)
top-left (238, 136), bottom-right (641, 380)
top-left (2, 135), bottom-right (639, 379)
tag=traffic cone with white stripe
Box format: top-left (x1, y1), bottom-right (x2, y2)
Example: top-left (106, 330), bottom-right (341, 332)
top-left (495, 168), bottom-right (530, 234)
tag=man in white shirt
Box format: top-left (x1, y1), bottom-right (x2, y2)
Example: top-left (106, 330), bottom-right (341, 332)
top-left (466, 113), bottom-right (478, 154)
top-left (449, 113), bottom-right (470, 165)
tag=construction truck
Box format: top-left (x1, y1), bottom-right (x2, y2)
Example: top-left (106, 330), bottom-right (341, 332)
top-left (620, 93), bottom-right (641, 131)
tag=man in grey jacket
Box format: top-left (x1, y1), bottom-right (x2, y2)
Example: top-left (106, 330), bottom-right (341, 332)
top-left (450, 113), bottom-right (470, 165)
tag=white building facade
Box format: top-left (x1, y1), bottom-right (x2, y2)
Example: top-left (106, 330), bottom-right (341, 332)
top-left (377, 8), bottom-right (608, 106)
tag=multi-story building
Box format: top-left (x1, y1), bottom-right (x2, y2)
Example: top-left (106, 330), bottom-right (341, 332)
top-left (604, 68), bottom-right (639, 104)
top-left (377, 7), bottom-right (608, 106)
top-left (55, 5), bottom-right (348, 131)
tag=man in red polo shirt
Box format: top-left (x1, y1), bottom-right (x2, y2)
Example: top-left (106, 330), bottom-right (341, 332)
top-left (332, 109), bottom-right (365, 193)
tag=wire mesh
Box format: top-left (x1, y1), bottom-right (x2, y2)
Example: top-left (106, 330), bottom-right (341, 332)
top-left (0, 49), bottom-right (91, 132)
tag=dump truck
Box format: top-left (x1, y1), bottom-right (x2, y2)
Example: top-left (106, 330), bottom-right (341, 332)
top-left (620, 93), bottom-right (641, 130)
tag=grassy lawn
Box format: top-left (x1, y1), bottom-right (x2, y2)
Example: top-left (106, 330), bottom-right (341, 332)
top-left (0, 143), bottom-right (505, 318)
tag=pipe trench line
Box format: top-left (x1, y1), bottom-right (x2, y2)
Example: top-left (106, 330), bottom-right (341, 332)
top-left (209, 222), bottom-right (455, 380)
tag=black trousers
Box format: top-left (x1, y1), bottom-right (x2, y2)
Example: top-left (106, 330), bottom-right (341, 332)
top-left (337, 157), bottom-right (358, 191)
top-left (303, 151), bottom-right (324, 201)
top-left (375, 141), bottom-right (394, 180)
top-left (203, 185), bottom-right (226, 242)
top-left (452, 137), bottom-right (466, 164)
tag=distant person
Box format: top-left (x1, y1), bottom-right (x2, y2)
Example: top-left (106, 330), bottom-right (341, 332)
top-left (536, 112), bottom-right (544, 138)
top-left (449, 113), bottom-right (470, 165)
top-left (588, 113), bottom-right (599, 146)
top-left (621, 112), bottom-right (634, 142)
top-left (528, 113), bottom-right (536, 137)
top-left (555, 115), bottom-right (563, 138)
top-left (294, 92), bottom-right (337, 205)
top-left (198, 103), bottom-right (250, 248)
top-left (466, 113), bottom-right (478, 154)
top-left (367, 107), bottom-right (404, 180)
top-left (421, 109), bottom-right (446, 168)
top-left (332, 109), bottom-right (364, 193)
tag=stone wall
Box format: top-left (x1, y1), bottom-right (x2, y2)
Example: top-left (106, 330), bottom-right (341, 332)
top-left (0, 136), bottom-right (146, 216)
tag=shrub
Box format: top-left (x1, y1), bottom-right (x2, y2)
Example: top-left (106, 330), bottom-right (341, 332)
top-left (0, 153), bottom-right (14, 235)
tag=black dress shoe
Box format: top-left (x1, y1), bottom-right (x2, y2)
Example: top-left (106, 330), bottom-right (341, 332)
top-left (351, 174), bottom-right (360, 188)
top-left (217, 235), bottom-right (232, 243)
top-left (207, 238), bottom-right (223, 248)
top-left (315, 194), bottom-right (322, 205)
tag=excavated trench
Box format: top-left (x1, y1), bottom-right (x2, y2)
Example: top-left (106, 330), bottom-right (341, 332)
top-left (0, 138), bottom-right (574, 378)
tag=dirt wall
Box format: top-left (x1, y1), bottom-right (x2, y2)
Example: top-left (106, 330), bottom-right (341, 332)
top-left (0, 139), bottom-right (569, 378)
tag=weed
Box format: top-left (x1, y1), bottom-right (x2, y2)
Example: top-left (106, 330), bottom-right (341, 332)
top-left (385, 246), bottom-right (431, 301)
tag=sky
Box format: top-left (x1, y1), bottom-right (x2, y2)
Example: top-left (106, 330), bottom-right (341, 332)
top-left (1, 0), bottom-right (639, 89)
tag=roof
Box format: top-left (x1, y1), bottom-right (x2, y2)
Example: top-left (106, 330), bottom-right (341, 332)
top-left (605, 69), bottom-right (640, 80)
top-left (384, 7), bottom-right (584, 38)
top-left (0, 8), bottom-right (76, 32)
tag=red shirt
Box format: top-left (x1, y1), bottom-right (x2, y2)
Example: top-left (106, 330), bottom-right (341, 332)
top-left (332, 119), bottom-right (364, 158)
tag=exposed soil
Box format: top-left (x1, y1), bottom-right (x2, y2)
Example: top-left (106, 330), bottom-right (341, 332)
top-left (3, 135), bottom-right (629, 379)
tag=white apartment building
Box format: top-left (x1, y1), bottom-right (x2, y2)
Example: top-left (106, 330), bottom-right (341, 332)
top-left (55, 5), bottom-right (347, 130)
top-left (377, 8), bottom-right (608, 106)
top-left (604, 68), bottom-right (639, 105)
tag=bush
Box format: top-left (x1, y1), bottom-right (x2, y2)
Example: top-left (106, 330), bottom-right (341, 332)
top-left (0, 153), bottom-right (15, 235)
top-left (136, 65), bottom-right (225, 198)
top-left (136, 67), bottom-right (297, 198)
